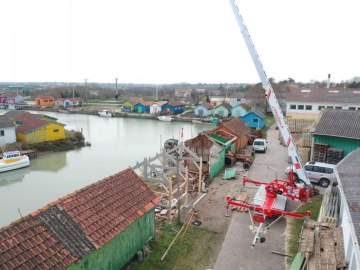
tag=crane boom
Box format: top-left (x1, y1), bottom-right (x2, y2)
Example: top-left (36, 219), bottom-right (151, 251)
top-left (228, 0), bottom-right (310, 185)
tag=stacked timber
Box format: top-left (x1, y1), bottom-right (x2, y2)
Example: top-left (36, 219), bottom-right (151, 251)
top-left (318, 185), bottom-right (340, 227)
top-left (299, 221), bottom-right (346, 270)
top-left (313, 144), bottom-right (329, 162)
top-left (326, 148), bottom-right (344, 165)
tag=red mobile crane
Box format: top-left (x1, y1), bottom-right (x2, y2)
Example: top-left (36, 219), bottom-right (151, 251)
top-left (226, 0), bottom-right (313, 246)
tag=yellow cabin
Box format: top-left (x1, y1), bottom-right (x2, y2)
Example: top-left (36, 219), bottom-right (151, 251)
top-left (16, 122), bottom-right (65, 144)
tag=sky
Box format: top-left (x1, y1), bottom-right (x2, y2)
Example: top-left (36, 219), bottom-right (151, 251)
top-left (1, 0), bottom-right (359, 84)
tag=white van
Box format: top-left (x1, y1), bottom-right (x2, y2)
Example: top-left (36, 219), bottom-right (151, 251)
top-left (253, 138), bottom-right (267, 153)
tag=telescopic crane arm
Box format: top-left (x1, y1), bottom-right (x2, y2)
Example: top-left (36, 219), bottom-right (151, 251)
top-left (228, 0), bottom-right (311, 186)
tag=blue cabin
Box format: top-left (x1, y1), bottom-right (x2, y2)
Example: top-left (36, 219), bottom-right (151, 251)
top-left (162, 102), bottom-right (185, 115)
top-left (134, 102), bottom-right (150, 113)
top-left (241, 111), bottom-right (265, 129)
top-left (194, 103), bottom-right (214, 117)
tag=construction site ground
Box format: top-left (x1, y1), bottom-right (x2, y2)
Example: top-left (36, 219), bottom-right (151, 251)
top-left (195, 125), bottom-right (291, 270)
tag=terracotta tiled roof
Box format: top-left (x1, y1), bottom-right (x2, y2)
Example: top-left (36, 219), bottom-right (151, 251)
top-left (58, 168), bottom-right (159, 248)
top-left (0, 216), bottom-right (78, 270)
top-left (0, 168), bottom-right (158, 270)
top-left (221, 118), bottom-right (251, 137)
top-left (185, 134), bottom-right (214, 149)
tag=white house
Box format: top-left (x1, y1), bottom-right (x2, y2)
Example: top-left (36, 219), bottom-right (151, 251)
top-left (335, 149), bottom-right (360, 269)
top-left (0, 119), bottom-right (16, 146)
top-left (210, 96), bottom-right (244, 107)
top-left (286, 88), bottom-right (360, 120)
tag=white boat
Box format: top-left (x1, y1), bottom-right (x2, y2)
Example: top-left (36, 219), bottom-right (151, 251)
top-left (0, 151), bottom-right (30, 173)
top-left (98, 110), bottom-right (112, 117)
top-left (158, 115), bottom-right (173, 122)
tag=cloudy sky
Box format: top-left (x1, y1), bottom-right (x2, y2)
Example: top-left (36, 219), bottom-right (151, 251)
top-left (1, 0), bottom-right (359, 84)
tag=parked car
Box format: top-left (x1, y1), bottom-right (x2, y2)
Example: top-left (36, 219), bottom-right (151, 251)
top-left (253, 138), bottom-right (267, 153)
top-left (286, 161), bottom-right (336, 188)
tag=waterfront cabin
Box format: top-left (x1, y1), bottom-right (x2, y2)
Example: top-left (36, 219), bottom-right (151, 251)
top-left (0, 117), bottom-right (16, 146)
top-left (231, 104), bottom-right (248, 118)
top-left (241, 111), bottom-right (265, 129)
top-left (35, 96), bottom-right (55, 107)
top-left (162, 102), bottom-right (185, 115)
top-left (213, 103), bottom-right (232, 118)
top-left (194, 103), bottom-right (214, 117)
top-left (122, 97), bottom-right (144, 112)
top-left (0, 168), bottom-right (159, 270)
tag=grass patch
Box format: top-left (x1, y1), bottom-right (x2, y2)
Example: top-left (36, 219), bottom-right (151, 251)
top-left (130, 222), bottom-right (220, 270)
top-left (286, 196), bottom-right (322, 265)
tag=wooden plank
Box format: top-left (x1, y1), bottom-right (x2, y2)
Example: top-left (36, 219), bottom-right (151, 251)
top-left (334, 228), bottom-right (346, 268)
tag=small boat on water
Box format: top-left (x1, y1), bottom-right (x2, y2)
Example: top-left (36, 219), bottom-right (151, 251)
top-left (0, 151), bottom-right (30, 173)
top-left (98, 110), bottom-right (112, 117)
top-left (158, 115), bottom-right (173, 122)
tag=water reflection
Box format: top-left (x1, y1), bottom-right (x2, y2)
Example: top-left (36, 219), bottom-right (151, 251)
top-left (30, 152), bottom-right (67, 172)
top-left (0, 168), bottom-right (30, 187)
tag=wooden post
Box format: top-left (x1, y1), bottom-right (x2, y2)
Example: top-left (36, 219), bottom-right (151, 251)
top-left (198, 157), bottom-right (203, 193)
top-left (184, 167), bottom-right (189, 206)
top-left (168, 177), bottom-right (173, 222)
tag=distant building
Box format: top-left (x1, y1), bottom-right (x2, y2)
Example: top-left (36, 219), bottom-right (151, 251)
top-left (4, 111), bottom-right (66, 144)
top-left (210, 96), bottom-right (244, 107)
top-left (35, 96), bottom-right (55, 107)
top-left (0, 93), bottom-right (25, 109)
top-left (56, 98), bottom-right (83, 108)
top-left (150, 101), bottom-right (167, 115)
top-left (162, 102), bottom-right (185, 115)
top-left (213, 103), bottom-right (232, 118)
top-left (286, 88), bottom-right (360, 120)
top-left (0, 118), bottom-right (16, 146)
top-left (194, 103), bottom-right (214, 117)
top-left (0, 168), bottom-right (159, 270)
top-left (134, 101), bottom-right (151, 113)
top-left (241, 111), bottom-right (265, 129)
top-left (122, 97), bottom-right (144, 112)
top-left (231, 104), bottom-right (248, 118)
top-left (175, 88), bottom-right (192, 98)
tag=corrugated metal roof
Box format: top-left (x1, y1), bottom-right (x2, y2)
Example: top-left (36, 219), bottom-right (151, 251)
top-left (337, 148), bottom-right (360, 244)
top-left (287, 88), bottom-right (360, 104)
top-left (314, 110), bottom-right (360, 140)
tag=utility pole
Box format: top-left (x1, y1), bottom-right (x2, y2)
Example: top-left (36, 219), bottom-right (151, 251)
top-left (115, 78), bottom-right (118, 100)
top-left (84, 79), bottom-right (88, 102)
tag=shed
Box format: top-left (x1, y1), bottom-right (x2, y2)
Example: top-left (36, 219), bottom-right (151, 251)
top-left (213, 103), bottom-right (232, 118)
top-left (212, 118), bottom-right (251, 152)
top-left (312, 110), bottom-right (360, 161)
top-left (122, 97), bottom-right (144, 112)
top-left (134, 102), bottom-right (150, 113)
top-left (0, 168), bottom-right (159, 270)
top-left (150, 101), bottom-right (167, 115)
top-left (241, 111), bottom-right (265, 129)
top-left (194, 103), bottom-right (214, 117)
top-left (35, 96), bottom-right (56, 107)
top-left (56, 98), bottom-right (83, 108)
top-left (231, 104), bottom-right (248, 118)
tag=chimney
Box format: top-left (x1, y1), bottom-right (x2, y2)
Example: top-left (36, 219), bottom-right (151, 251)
top-left (327, 74), bottom-right (331, 89)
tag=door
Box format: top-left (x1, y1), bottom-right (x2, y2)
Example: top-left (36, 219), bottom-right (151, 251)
top-left (198, 109), bottom-right (204, 117)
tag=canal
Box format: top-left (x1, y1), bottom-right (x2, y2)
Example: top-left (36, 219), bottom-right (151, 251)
top-left (0, 112), bottom-right (211, 227)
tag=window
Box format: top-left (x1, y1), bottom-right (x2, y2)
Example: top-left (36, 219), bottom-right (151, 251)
top-left (53, 129), bottom-right (59, 133)
top-left (304, 165), bottom-right (313, 171)
top-left (290, 104), bottom-right (296, 110)
top-left (253, 118), bottom-right (259, 123)
top-left (349, 107), bottom-right (356, 110)
top-left (305, 105), bottom-right (312, 111)
top-left (324, 168), bottom-right (334, 174)
top-left (0, 130), bottom-right (4, 136)
top-left (313, 166), bottom-right (324, 173)
top-left (327, 106), bottom-right (333, 109)
top-left (318, 106), bottom-right (325, 110)
top-left (335, 106), bottom-right (342, 110)
top-left (297, 105), bottom-right (304, 110)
